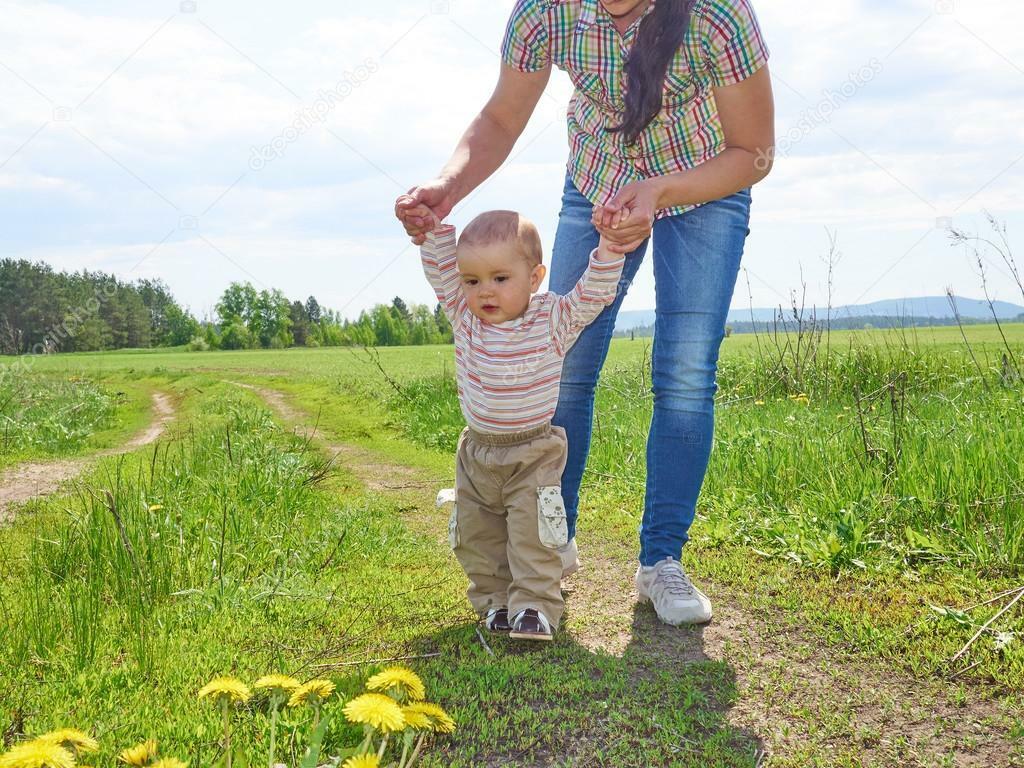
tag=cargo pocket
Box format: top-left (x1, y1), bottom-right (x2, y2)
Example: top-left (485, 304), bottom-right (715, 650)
top-left (536, 485), bottom-right (568, 549)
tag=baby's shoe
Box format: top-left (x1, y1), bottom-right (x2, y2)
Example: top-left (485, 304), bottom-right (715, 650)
top-left (509, 608), bottom-right (554, 642)
top-left (483, 606), bottom-right (511, 632)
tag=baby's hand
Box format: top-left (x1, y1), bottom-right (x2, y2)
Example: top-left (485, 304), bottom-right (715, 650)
top-left (591, 203), bottom-right (631, 232)
top-left (396, 195), bottom-right (443, 232)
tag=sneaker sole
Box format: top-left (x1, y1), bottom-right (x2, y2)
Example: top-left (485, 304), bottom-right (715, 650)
top-left (636, 588), bottom-right (713, 625)
top-left (508, 630), bottom-right (554, 642)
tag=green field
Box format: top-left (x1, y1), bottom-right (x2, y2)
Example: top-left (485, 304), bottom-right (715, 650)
top-left (1, 323), bottom-right (1022, 767)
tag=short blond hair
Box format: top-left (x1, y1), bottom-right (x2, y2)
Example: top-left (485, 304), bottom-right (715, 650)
top-left (458, 210), bottom-right (543, 267)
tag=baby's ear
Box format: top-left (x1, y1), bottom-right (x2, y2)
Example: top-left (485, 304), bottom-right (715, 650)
top-left (530, 263), bottom-right (547, 290)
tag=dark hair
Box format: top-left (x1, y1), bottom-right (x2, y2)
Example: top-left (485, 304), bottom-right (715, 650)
top-left (610, 0), bottom-right (694, 145)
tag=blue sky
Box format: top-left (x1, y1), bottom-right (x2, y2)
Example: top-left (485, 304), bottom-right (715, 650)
top-left (1, 0), bottom-right (1022, 321)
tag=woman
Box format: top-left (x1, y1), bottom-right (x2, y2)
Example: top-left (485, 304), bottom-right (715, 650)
top-left (396, 0), bottom-right (774, 627)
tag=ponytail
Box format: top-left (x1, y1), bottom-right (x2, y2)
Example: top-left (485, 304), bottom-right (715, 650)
top-left (610, 0), bottom-right (694, 145)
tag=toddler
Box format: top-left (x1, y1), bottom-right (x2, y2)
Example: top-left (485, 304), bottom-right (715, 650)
top-left (410, 205), bottom-right (626, 641)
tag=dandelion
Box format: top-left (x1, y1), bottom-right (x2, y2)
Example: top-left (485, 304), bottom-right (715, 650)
top-left (197, 676), bottom-right (251, 704)
top-left (399, 703), bottom-right (455, 768)
top-left (342, 757), bottom-right (380, 768)
top-left (366, 667), bottom-right (425, 702)
top-left (754, 400), bottom-right (765, 406)
top-left (401, 703), bottom-right (455, 734)
top-left (118, 740), bottom-right (158, 766)
top-left (255, 674), bottom-right (301, 768)
top-left (199, 677), bottom-right (250, 768)
top-left (399, 707), bottom-right (432, 730)
top-left (287, 679), bottom-right (335, 708)
top-left (35, 729), bottom-right (99, 755)
top-left (0, 741), bottom-right (74, 768)
top-left (343, 693), bottom-right (405, 733)
top-left (253, 674), bottom-right (300, 695)
top-left (149, 760), bottom-right (187, 768)
top-left (148, 504), bottom-right (164, 512)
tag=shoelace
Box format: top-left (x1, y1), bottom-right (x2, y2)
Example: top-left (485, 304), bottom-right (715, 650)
top-left (653, 561), bottom-right (695, 596)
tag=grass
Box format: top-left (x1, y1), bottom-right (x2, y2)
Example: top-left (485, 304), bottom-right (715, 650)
top-left (2, 323), bottom-right (1023, 766)
top-left (0, 370), bottom-right (159, 470)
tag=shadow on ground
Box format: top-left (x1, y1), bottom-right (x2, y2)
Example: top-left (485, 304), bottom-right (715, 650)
top-left (407, 605), bottom-right (763, 768)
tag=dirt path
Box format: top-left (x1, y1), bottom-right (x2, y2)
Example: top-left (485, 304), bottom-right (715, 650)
top-left (230, 382), bottom-right (426, 492)
top-left (244, 383), bottom-right (1019, 767)
top-left (0, 391), bottom-right (175, 524)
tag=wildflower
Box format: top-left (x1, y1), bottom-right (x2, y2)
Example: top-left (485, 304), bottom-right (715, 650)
top-left (149, 761), bottom-right (188, 768)
top-left (253, 674), bottom-right (301, 695)
top-left (400, 706), bottom-right (433, 730)
top-left (256, 674), bottom-right (301, 768)
top-left (0, 741), bottom-right (75, 768)
top-left (343, 693), bottom-right (406, 732)
top-left (197, 676), bottom-right (251, 704)
top-left (754, 400), bottom-right (765, 406)
top-left (148, 504), bottom-right (164, 512)
top-left (118, 740), bottom-right (158, 765)
top-left (342, 757), bottom-right (380, 768)
top-left (35, 729), bottom-right (99, 755)
top-left (366, 667), bottom-right (425, 701)
top-left (401, 702), bottom-right (455, 733)
top-left (287, 679), bottom-right (336, 708)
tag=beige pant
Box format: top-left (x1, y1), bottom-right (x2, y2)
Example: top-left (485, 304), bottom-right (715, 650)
top-left (449, 423), bottom-right (568, 628)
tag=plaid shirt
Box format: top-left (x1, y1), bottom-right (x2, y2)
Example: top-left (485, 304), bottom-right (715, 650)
top-left (501, 0), bottom-right (769, 218)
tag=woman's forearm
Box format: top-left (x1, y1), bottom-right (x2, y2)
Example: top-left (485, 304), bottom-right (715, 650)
top-left (650, 146), bottom-right (772, 210)
top-left (438, 111), bottom-right (519, 207)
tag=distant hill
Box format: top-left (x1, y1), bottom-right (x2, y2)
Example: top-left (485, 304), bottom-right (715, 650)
top-left (613, 295), bottom-right (1024, 333)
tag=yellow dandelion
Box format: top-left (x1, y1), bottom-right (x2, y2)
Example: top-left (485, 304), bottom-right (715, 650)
top-left (149, 760), bottom-right (188, 768)
top-left (148, 504), bottom-right (163, 512)
top-left (342, 756), bottom-right (380, 768)
top-left (400, 705), bottom-right (433, 730)
top-left (118, 739), bottom-right (157, 765)
top-left (401, 702), bottom-right (455, 734)
top-left (366, 666), bottom-right (425, 701)
top-left (0, 741), bottom-right (75, 768)
top-left (197, 676), bottom-right (251, 704)
top-left (754, 400), bottom-right (765, 406)
top-left (342, 693), bottom-right (405, 732)
top-left (287, 679), bottom-right (335, 708)
top-left (253, 674), bottom-right (301, 694)
top-left (35, 729), bottom-right (99, 754)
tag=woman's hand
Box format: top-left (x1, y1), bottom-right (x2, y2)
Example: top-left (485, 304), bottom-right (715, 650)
top-left (591, 178), bottom-right (661, 254)
top-left (395, 178), bottom-right (457, 244)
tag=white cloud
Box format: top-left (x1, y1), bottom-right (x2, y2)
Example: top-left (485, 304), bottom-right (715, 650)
top-left (1, 0), bottom-right (1023, 319)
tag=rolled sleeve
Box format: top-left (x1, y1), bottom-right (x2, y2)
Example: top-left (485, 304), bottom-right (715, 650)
top-left (501, 0), bottom-right (551, 73)
top-left (701, 0), bottom-right (770, 87)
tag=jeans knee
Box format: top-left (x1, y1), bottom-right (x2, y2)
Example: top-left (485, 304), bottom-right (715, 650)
top-left (651, 367), bottom-right (717, 415)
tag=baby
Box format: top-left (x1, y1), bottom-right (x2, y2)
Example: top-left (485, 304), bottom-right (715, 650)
top-left (404, 202), bottom-right (626, 641)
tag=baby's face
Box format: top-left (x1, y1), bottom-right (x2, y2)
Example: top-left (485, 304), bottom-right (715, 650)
top-left (457, 241), bottom-right (546, 323)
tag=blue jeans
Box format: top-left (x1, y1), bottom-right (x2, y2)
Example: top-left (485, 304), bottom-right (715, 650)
top-left (549, 175), bottom-right (751, 567)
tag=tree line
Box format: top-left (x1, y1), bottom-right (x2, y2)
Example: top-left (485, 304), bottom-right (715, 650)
top-left (0, 258), bottom-right (452, 354)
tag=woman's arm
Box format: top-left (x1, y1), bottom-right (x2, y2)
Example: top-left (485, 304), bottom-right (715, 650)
top-left (594, 66), bottom-right (775, 253)
top-left (396, 63), bottom-right (551, 244)
top-left (651, 65), bottom-right (776, 208)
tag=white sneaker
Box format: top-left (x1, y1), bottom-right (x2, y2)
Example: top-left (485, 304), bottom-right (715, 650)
top-left (559, 537), bottom-right (580, 579)
top-left (635, 557), bottom-right (712, 625)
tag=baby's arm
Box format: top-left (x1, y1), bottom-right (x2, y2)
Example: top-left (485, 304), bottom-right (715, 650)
top-left (549, 235), bottom-right (626, 354)
top-left (419, 222), bottom-right (467, 333)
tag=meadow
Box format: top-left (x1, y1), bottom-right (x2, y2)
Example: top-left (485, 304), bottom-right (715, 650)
top-left (1, 322), bottom-right (1022, 766)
